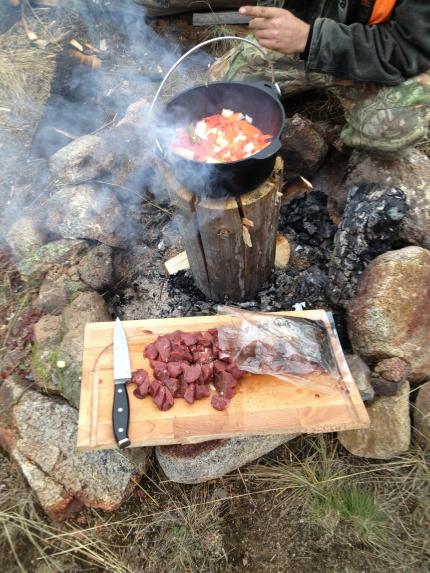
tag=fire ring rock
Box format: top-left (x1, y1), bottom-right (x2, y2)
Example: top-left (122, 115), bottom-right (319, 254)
top-left (0, 377), bottom-right (152, 521)
top-left (413, 382), bottom-right (430, 451)
top-left (49, 134), bottom-right (115, 185)
top-left (338, 382), bottom-right (411, 459)
top-left (156, 434), bottom-right (298, 484)
top-left (348, 246), bottom-right (430, 382)
top-left (45, 183), bottom-right (125, 247)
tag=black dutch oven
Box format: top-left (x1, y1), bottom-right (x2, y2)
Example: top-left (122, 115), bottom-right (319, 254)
top-left (158, 81), bottom-right (285, 198)
top-left (151, 37), bottom-right (285, 198)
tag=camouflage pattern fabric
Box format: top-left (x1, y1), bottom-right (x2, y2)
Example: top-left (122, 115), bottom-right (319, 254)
top-left (208, 37), bottom-right (430, 156)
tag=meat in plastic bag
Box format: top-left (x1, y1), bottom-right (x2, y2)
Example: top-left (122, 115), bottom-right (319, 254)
top-left (217, 306), bottom-right (341, 393)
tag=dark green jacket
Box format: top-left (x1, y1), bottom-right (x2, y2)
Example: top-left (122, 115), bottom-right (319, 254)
top-left (305, 0), bottom-right (430, 84)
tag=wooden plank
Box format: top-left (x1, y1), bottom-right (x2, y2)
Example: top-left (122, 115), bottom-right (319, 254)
top-left (164, 251), bottom-right (190, 275)
top-left (195, 196), bottom-right (245, 300)
top-left (192, 11), bottom-right (251, 26)
top-left (275, 234), bottom-right (291, 269)
top-left (239, 157), bottom-right (283, 295)
top-left (77, 311), bottom-right (370, 451)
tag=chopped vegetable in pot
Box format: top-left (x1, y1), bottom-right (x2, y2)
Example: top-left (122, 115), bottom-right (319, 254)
top-left (171, 108), bottom-right (272, 163)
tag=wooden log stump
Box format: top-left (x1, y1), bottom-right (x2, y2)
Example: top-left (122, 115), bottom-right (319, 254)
top-left (167, 157), bottom-right (283, 302)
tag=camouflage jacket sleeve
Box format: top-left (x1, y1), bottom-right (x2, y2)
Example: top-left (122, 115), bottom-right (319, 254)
top-left (305, 0), bottom-right (430, 84)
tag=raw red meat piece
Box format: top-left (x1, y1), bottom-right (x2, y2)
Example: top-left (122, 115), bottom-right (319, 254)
top-left (171, 346), bottom-right (193, 362)
top-left (153, 364), bottom-right (169, 382)
top-left (182, 332), bottom-right (199, 346)
top-left (131, 369), bottom-right (149, 386)
top-left (211, 395), bottom-right (229, 411)
top-left (183, 363), bottom-right (202, 383)
top-left (175, 379), bottom-right (188, 398)
top-left (155, 336), bottom-right (171, 362)
top-left (193, 348), bottom-right (213, 364)
top-left (215, 371), bottom-right (237, 399)
top-left (195, 384), bottom-right (210, 399)
top-left (226, 364), bottom-right (245, 379)
top-left (165, 378), bottom-right (179, 396)
top-left (169, 330), bottom-right (185, 343)
top-left (214, 360), bottom-right (227, 374)
top-left (148, 379), bottom-right (162, 397)
top-left (200, 363), bottom-right (213, 384)
top-left (184, 383), bottom-right (196, 404)
top-left (161, 388), bottom-right (174, 411)
top-left (198, 331), bottom-right (214, 347)
top-left (143, 343), bottom-right (158, 360)
top-left (167, 362), bottom-right (183, 378)
top-left (133, 382), bottom-right (149, 399)
top-left (154, 386), bottom-right (166, 409)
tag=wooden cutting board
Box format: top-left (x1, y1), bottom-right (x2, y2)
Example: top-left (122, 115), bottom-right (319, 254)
top-left (77, 311), bottom-right (369, 450)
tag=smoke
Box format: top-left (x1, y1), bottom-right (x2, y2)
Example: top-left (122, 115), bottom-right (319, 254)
top-left (0, 0), bottom-right (214, 251)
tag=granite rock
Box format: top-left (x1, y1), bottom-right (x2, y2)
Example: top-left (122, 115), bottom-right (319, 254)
top-left (0, 377), bottom-right (151, 521)
top-left (413, 382), bottom-right (430, 450)
top-left (156, 434), bottom-right (298, 484)
top-left (338, 382), bottom-right (411, 459)
top-left (348, 247), bottom-right (430, 382)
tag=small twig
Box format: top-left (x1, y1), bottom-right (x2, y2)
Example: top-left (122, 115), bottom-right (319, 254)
top-left (23, 0), bottom-right (59, 44)
top-left (90, 113), bottom-right (118, 135)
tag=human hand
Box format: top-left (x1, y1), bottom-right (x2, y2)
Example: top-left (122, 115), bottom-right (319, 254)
top-left (239, 6), bottom-right (311, 54)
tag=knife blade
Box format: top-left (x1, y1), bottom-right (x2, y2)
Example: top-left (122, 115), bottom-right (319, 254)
top-left (112, 317), bottom-right (131, 448)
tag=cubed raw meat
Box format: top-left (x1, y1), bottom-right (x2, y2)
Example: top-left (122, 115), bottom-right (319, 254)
top-left (182, 332), bottom-right (199, 346)
top-left (154, 386), bottom-right (166, 409)
top-left (143, 343), bottom-right (158, 360)
top-left (161, 388), bottom-right (174, 411)
top-left (211, 395), bottom-right (229, 411)
top-left (155, 336), bottom-right (171, 362)
top-left (164, 378), bottom-right (179, 396)
top-left (184, 383), bottom-right (196, 404)
top-left (183, 363), bottom-right (202, 383)
top-left (214, 360), bottom-right (227, 374)
top-left (226, 364), bottom-right (245, 379)
top-left (131, 369), bottom-right (149, 386)
top-left (167, 362), bottom-right (183, 378)
top-left (195, 384), bottom-right (210, 399)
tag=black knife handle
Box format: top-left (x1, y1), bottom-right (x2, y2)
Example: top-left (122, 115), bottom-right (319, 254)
top-left (112, 382), bottom-right (130, 448)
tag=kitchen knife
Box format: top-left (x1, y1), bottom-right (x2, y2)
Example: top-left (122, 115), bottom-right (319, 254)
top-left (112, 317), bottom-right (131, 448)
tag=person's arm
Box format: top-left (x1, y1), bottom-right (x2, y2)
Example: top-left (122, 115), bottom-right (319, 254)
top-left (307, 0), bottom-right (430, 84)
top-left (240, 1), bottom-right (430, 85)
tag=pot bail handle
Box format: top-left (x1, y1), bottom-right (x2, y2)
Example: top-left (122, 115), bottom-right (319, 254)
top-left (150, 36), bottom-right (279, 113)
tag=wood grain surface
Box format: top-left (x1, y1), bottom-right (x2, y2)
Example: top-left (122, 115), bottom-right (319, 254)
top-left (77, 311), bottom-right (369, 451)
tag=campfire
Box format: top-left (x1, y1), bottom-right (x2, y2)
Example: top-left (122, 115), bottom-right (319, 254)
top-left (0, 2), bottom-right (429, 572)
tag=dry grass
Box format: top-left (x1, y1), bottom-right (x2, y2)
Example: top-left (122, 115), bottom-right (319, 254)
top-left (1, 436), bottom-right (429, 573)
top-left (248, 436), bottom-right (430, 570)
top-left (0, 4), bottom-right (72, 136)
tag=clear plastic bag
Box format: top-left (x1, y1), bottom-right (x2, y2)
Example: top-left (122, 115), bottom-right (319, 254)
top-left (217, 306), bottom-right (341, 393)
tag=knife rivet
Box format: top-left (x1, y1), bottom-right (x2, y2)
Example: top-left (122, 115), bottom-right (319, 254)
top-left (118, 407), bottom-right (123, 412)
top-left (118, 428), bottom-right (124, 433)
top-left (118, 388), bottom-right (123, 393)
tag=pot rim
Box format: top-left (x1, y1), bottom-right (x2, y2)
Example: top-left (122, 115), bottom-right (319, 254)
top-left (159, 80), bottom-right (285, 167)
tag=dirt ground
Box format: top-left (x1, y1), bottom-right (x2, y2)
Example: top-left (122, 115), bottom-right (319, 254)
top-left (0, 3), bottom-right (429, 573)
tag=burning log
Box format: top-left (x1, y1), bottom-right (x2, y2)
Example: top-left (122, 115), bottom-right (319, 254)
top-left (166, 158), bottom-right (283, 302)
top-left (329, 183), bottom-right (408, 306)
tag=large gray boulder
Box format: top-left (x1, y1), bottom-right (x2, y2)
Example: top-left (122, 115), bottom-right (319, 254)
top-left (49, 134), bottom-right (115, 185)
top-left (338, 382), bottom-right (411, 459)
top-left (56, 291), bottom-right (111, 408)
top-left (46, 184), bottom-right (125, 247)
top-left (0, 377), bottom-right (151, 521)
top-left (156, 434), bottom-right (298, 484)
top-left (348, 246), bottom-right (430, 382)
top-left (6, 216), bottom-right (47, 260)
top-left (17, 239), bottom-right (88, 280)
